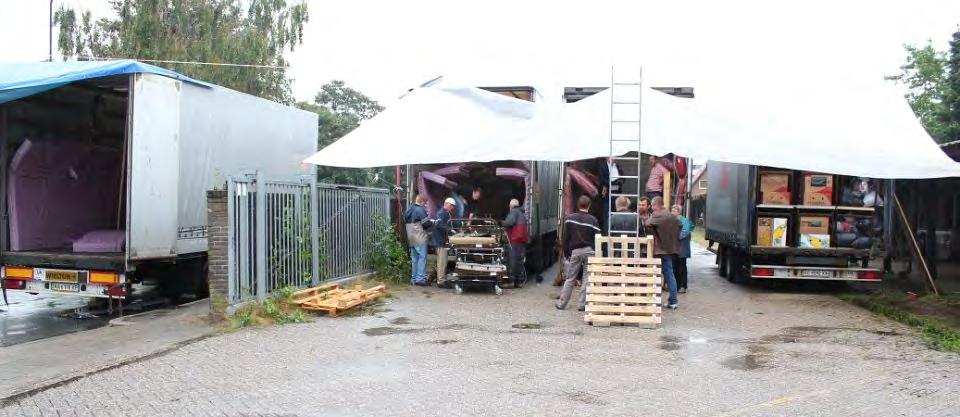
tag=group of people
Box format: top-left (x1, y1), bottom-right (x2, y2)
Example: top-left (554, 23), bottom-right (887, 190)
top-left (557, 193), bottom-right (694, 312)
top-left (402, 187), bottom-right (530, 288)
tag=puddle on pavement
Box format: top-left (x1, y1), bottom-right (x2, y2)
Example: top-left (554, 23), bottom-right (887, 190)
top-left (511, 322), bottom-right (543, 330)
top-left (389, 317), bottom-right (411, 325)
top-left (722, 345), bottom-right (772, 371)
top-left (362, 326), bottom-right (426, 336)
top-left (430, 339), bottom-right (459, 344)
top-left (659, 342), bottom-right (682, 351)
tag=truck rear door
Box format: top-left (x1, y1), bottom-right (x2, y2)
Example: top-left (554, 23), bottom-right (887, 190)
top-left (127, 73), bottom-right (180, 260)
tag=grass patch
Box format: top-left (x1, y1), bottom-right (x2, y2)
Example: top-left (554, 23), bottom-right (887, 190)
top-left (839, 293), bottom-right (960, 353)
top-left (229, 286), bottom-right (311, 329)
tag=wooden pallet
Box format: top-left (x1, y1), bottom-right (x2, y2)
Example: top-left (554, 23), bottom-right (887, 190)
top-left (584, 235), bottom-right (663, 328)
top-left (291, 283), bottom-right (386, 317)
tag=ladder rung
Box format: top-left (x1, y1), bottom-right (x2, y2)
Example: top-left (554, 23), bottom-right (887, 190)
top-left (607, 230), bottom-right (639, 235)
top-left (609, 212), bottom-right (637, 215)
top-left (612, 175), bottom-right (639, 179)
top-left (610, 139), bottom-right (639, 142)
top-left (613, 82), bottom-right (642, 86)
top-left (612, 101), bottom-right (641, 105)
top-left (612, 156), bottom-right (640, 160)
top-left (611, 120), bottom-right (641, 123)
top-left (609, 193), bottom-right (639, 197)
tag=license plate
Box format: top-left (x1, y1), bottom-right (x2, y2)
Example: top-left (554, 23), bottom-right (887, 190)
top-left (45, 270), bottom-right (79, 283)
top-left (50, 282), bottom-right (79, 292)
top-left (800, 269), bottom-right (832, 278)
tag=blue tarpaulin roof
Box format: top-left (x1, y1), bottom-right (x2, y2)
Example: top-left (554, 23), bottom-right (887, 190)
top-left (0, 59), bottom-right (209, 104)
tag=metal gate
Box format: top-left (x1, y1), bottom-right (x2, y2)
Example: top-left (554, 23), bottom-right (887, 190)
top-left (226, 172), bottom-right (390, 305)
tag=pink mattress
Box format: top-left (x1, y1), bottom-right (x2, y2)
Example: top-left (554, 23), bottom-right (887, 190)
top-left (8, 139), bottom-right (123, 251)
top-left (73, 230), bottom-right (126, 253)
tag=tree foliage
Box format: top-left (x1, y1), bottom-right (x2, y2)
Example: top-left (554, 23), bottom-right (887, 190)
top-left (898, 41), bottom-right (955, 143)
top-left (945, 30), bottom-right (960, 142)
top-left (55, 0), bottom-right (308, 103)
top-left (297, 81), bottom-right (387, 186)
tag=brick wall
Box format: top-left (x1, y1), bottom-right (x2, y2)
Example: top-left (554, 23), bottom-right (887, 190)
top-left (207, 190), bottom-right (229, 315)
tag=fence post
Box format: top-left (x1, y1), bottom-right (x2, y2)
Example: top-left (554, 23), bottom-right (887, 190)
top-left (309, 175), bottom-right (321, 285)
top-left (255, 170), bottom-right (267, 298)
top-left (226, 177), bottom-right (237, 304)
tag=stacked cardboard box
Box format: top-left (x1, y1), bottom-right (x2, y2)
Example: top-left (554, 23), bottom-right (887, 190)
top-left (802, 174), bottom-right (834, 206)
top-left (759, 173), bottom-right (791, 205)
top-left (798, 215), bottom-right (831, 248)
top-left (756, 217), bottom-right (789, 247)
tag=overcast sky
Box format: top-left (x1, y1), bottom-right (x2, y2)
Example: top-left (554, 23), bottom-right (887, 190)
top-left (2, 0), bottom-right (960, 105)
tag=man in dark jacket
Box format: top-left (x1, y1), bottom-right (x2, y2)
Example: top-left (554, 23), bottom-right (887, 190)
top-left (647, 196), bottom-right (680, 309)
top-left (433, 197), bottom-right (455, 287)
top-left (556, 195), bottom-right (601, 311)
top-left (403, 195), bottom-right (429, 285)
top-left (503, 198), bottom-right (528, 287)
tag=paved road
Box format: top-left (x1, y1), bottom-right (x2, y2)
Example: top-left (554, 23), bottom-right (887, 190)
top-left (3, 247), bottom-right (959, 416)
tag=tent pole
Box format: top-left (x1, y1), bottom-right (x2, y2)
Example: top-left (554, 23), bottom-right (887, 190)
top-left (894, 194), bottom-right (939, 296)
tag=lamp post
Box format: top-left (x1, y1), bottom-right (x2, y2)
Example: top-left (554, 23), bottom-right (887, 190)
top-left (48, 0), bottom-right (54, 61)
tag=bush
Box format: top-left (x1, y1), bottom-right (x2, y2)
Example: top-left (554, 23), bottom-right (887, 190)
top-left (230, 286), bottom-right (310, 329)
top-left (366, 214), bottom-right (411, 285)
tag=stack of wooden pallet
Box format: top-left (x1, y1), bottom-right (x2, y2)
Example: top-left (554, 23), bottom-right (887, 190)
top-left (584, 235), bottom-right (663, 328)
top-left (292, 283), bottom-right (386, 317)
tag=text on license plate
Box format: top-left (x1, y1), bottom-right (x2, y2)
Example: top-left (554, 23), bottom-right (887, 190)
top-left (800, 270), bottom-right (832, 278)
top-left (45, 270), bottom-right (79, 283)
top-left (49, 282), bottom-right (79, 292)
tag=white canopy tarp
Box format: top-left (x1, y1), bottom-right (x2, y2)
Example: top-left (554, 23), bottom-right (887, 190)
top-left (304, 78), bottom-right (960, 179)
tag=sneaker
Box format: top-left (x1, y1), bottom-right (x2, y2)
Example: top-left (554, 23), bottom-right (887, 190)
top-left (555, 304), bottom-right (564, 310)
top-left (667, 303), bottom-right (679, 309)
top-left (679, 288), bottom-right (687, 294)
top-left (577, 306), bottom-right (585, 312)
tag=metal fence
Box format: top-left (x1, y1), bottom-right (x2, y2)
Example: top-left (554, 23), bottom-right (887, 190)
top-left (226, 172), bottom-right (390, 305)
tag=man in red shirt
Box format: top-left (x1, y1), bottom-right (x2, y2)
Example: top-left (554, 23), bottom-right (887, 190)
top-left (645, 155), bottom-right (672, 200)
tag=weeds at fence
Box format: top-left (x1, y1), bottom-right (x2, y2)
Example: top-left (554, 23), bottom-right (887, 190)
top-left (230, 287), bottom-right (311, 329)
top-left (840, 293), bottom-right (960, 353)
top-left (366, 214), bottom-right (411, 285)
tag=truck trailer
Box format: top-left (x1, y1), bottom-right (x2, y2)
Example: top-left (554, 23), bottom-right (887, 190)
top-left (0, 64), bottom-right (317, 299)
top-left (705, 161), bottom-right (892, 283)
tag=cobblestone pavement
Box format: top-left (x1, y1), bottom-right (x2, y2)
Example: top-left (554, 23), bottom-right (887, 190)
top-left (3, 249), bottom-right (959, 417)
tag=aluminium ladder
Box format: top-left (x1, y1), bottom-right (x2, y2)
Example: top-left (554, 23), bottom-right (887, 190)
top-left (606, 66), bottom-right (644, 237)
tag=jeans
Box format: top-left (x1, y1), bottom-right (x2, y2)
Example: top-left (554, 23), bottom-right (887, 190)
top-left (510, 243), bottom-right (526, 284)
top-left (410, 244), bottom-right (427, 284)
top-left (674, 256), bottom-right (688, 289)
top-left (646, 191), bottom-right (663, 200)
top-left (660, 255), bottom-right (679, 305)
top-left (558, 247), bottom-right (594, 309)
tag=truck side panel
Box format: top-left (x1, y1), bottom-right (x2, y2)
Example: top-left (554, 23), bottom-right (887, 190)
top-left (534, 161), bottom-right (561, 237)
top-left (128, 74), bottom-right (181, 260)
top-left (176, 83), bottom-right (319, 255)
top-left (705, 161), bottom-right (753, 249)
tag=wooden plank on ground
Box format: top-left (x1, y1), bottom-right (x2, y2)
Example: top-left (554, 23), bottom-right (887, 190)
top-left (584, 314), bottom-right (662, 325)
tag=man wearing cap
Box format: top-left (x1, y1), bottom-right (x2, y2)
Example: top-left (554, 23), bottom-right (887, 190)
top-left (434, 197), bottom-right (456, 287)
top-left (502, 198), bottom-right (528, 287)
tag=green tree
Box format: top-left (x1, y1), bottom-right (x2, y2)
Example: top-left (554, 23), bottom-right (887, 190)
top-left (945, 30), bottom-right (960, 142)
top-left (54, 0), bottom-right (308, 103)
top-left (297, 81), bottom-right (387, 186)
top-left (898, 41), bottom-right (954, 143)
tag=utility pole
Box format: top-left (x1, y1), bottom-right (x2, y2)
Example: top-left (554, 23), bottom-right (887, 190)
top-left (48, 0), bottom-right (54, 61)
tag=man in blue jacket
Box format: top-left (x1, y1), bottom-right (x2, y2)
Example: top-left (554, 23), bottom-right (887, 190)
top-left (434, 197), bottom-right (455, 287)
top-left (403, 195), bottom-right (429, 285)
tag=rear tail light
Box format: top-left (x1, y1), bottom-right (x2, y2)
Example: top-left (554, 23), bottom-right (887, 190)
top-left (4, 266), bottom-right (33, 280)
top-left (3, 279), bottom-right (26, 289)
top-left (857, 271), bottom-right (881, 280)
top-left (752, 267), bottom-right (774, 277)
top-left (89, 271), bottom-right (119, 285)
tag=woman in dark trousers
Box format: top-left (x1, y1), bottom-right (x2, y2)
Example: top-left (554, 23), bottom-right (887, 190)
top-left (672, 205), bottom-right (694, 293)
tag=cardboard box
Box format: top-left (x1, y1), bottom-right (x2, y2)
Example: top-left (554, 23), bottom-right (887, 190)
top-left (756, 218), bottom-right (773, 246)
top-left (756, 217), bottom-right (789, 247)
top-left (759, 173), bottom-right (791, 205)
top-left (803, 174), bottom-right (834, 206)
top-left (772, 218), bottom-right (788, 247)
top-left (799, 215), bottom-right (830, 235)
top-left (799, 234), bottom-right (831, 248)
